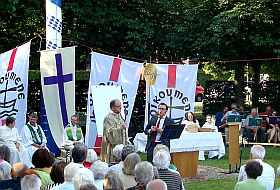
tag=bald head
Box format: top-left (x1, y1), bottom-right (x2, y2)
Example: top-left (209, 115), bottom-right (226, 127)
top-left (146, 179), bottom-right (167, 190)
top-left (11, 163), bottom-right (28, 178)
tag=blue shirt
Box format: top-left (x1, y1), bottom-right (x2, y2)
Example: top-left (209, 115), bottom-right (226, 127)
top-left (0, 177), bottom-right (21, 190)
top-left (51, 181), bottom-right (75, 190)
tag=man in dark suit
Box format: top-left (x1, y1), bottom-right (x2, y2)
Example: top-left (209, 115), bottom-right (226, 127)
top-left (144, 102), bottom-right (174, 162)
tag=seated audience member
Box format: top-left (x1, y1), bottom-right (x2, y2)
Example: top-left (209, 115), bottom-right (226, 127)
top-left (181, 112), bottom-right (200, 132)
top-left (0, 162), bottom-right (28, 190)
top-left (83, 149), bottom-right (98, 168)
top-left (153, 144), bottom-right (177, 170)
top-left (245, 108), bottom-right (265, 143)
top-left (0, 145), bottom-right (11, 163)
top-left (103, 170), bottom-right (124, 190)
top-left (21, 174), bottom-right (41, 190)
top-left (110, 145), bottom-right (135, 173)
top-left (21, 169), bottom-right (41, 178)
top-left (20, 114), bottom-right (47, 159)
top-left (200, 114), bottom-right (219, 160)
top-left (146, 179), bottom-right (168, 190)
top-left (234, 160), bottom-right (266, 190)
top-left (153, 166), bottom-right (159, 179)
top-left (72, 144), bottom-right (87, 166)
top-left (127, 161), bottom-right (155, 190)
top-left (215, 106), bottom-right (229, 133)
top-left (153, 151), bottom-right (184, 190)
top-left (62, 115), bottom-right (84, 150)
top-left (108, 144), bottom-right (124, 167)
top-left (0, 159), bottom-right (11, 180)
top-left (266, 110), bottom-right (279, 143)
top-left (276, 166), bottom-right (280, 190)
top-left (90, 160), bottom-right (108, 190)
top-left (52, 163), bottom-right (83, 190)
top-left (261, 106), bottom-right (272, 129)
top-left (119, 153), bottom-right (141, 189)
top-left (32, 148), bottom-right (54, 189)
top-left (73, 168), bottom-right (95, 190)
top-left (238, 145), bottom-right (275, 190)
top-left (44, 161), bottom-right (67, 190)
top-left (222, 103), bottom-right (240, 144)
top-left (80, 184), bottom-right (97, 190)
top-left (0, 117), bottom-right (32, 167)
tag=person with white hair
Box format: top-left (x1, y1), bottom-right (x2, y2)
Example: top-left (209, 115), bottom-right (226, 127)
top-left (276, 166), bottom-right (280, 190)
top-left (83, 149), bottom-right (98, 168)
top-left (238, 145), bottom-right (275, 190)
top-left (90, 160), bottom-right (108, 190)
top-left (153, 151), bottom-right (184, 190)
top-left (0, 160), bottom-right (11, 180)
top-left (52, 162), bottom-right (83, 190)
top-left (127, 161), bottom-right (154, 190)
top-left (110, 145), bottom-right (135, 173)
top-left (21, 174), bottom-right (41, 190)
top-left (73, 168), bottom-right (95, 190)
top-left (109, 144), bottom-right (124, 167)
top-left (146, 179), bottom-right (168, 190)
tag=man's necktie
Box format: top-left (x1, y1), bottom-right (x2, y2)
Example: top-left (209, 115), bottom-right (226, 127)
top-left (152, 118), bottom-right (162, 146)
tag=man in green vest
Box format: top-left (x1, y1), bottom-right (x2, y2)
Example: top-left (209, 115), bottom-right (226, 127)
top-left (62, 115), bottom-right (84, 150)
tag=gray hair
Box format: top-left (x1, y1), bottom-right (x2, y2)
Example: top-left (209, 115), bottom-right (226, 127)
top-left (73, 168), bottom-right (95, 190)
top-left (121, 145), bottom-right (135, 161)
top-left (103, 170), bottom-right (124, 190)
top-left (134, 161), bottom-right (154, 183)
top-left (64, 163), bottom-right (83, 181)
top-left (251, 145), bottom-right (265, 160)
top-left (72, 144), bottom-right (88, 163)
top-left (277, 166), bottom-right (280, 176)
top-left (29, 114), bottom-right (38, 121)
top-left (85, 149), bottom-right (98, 163)
top-left (146, 179), bottom-right (167, 190)
top-left (21, 174), bottom-right (41, 190)
top-left (90, 160), bottom-right (108, 180)
top-left (0, 161), bottom-right (11, 180)
top-left (153, 151), bottom-right (170, 170)
top-left (112, 144), bottom-right (124, 162)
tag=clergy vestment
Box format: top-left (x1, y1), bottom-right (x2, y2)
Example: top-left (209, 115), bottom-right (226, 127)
top-left (0, 125), bottom-right (32, 167)
top-left (20, 122), bottom-right (47, 159)
top-left (62, 124), bottom-right (84, 150)
top-left (100, 112), bottom-right (127, 163)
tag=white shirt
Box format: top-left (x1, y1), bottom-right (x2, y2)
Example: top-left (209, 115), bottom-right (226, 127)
top-left (62, 124), bottom-right (84, 146)
top-left (0, 125), bottom-right (21, 148)
top-left (238, 159), bottom-right (275, 190)
top-left (20, 122), bottom-right (47, 147)
top-left (109, 161), bottom-right (124, 173)
top-left (155, 116), bottom-right (166, 142)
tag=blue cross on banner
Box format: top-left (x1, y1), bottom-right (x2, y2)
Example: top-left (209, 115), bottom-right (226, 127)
top-left (40, 47), bottom-right (75, 148)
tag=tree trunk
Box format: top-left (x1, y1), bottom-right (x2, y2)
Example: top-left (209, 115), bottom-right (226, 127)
top-left (234, 62), bottom-right (245, 106)
top-left (251, 62), bottom-right (261, 108)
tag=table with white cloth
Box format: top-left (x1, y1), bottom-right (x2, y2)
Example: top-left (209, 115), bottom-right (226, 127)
top-left (134, 132), bottom-right (225, 178)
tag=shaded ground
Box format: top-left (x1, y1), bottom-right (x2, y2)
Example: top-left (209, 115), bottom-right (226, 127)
top-left (182, 165), bottom-right (238, 183)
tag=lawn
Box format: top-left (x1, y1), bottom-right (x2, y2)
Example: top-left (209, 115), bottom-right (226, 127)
top-left (138, 146), bottom-right (280, 189)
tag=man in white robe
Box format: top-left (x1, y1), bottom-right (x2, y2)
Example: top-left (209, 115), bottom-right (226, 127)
top-left (62, 115), bottom-right (84, 150)
top-left (0, 117), bottom-right (32, 168)
top-left (20, 114), bottom-right (47, 159)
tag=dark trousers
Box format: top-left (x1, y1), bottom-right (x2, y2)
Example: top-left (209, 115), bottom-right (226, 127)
top-left (245, 127), bottom-right (265, 142)
top-left (147, 140), bottom-right (170, 163)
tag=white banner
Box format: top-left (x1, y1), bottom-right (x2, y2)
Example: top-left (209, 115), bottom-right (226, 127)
top-left (40, 46), bottom-right (75, 147)
top-left (86, 52), bottom-right (143, 147)
top-left (0, 42), bottom-right (30, 132)
top-left (92, 86), bottom-right (123, 136)
top-left (46, 0), bottom-right (62, 49)
top-left (145, 64), bottom-right (198, 125)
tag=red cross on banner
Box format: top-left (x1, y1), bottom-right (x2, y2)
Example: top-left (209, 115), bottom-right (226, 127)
top-left (109, 58), bottom-right (122, 82)
top-left (7, 48), bottom-right (18, 71)
top-left (167, 65), bottom-right (177, 88)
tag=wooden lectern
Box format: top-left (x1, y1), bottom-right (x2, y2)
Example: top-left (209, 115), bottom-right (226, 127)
top-left (171, 151), bottom-right (199, 178)
top-left (220, 122), bottom-right (242, 172)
